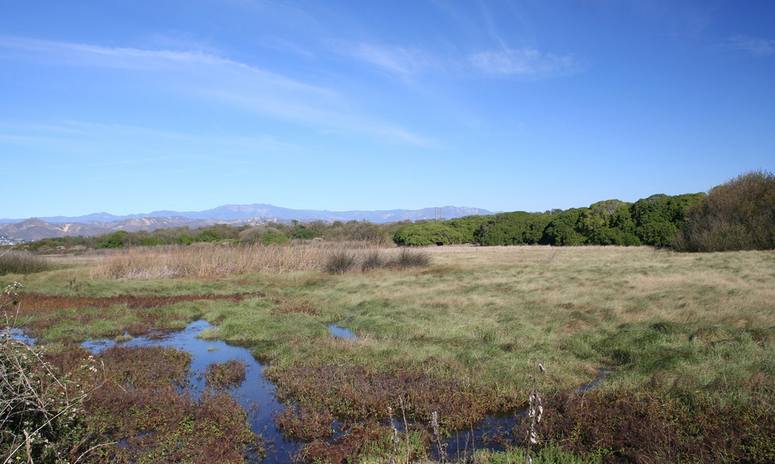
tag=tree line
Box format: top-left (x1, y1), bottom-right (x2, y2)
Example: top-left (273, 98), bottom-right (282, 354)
top-left (18, 171), bottom-right (774, 253)
top-left (394, 171), bottom-right (775, 251)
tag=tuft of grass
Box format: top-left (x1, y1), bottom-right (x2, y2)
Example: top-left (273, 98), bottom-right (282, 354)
top-left (361, 251), bottom-right (385, 272)
top-left (472, 445), bottom-right (604, 464)
top-left (325, 251), bottom-right (356, 274)
top-left (0, 251), bottom-right (52, 275)
top-left (392, 249), bottom-right (431, 268)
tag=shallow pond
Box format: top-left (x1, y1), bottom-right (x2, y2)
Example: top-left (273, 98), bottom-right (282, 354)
top-left (328, 323), bottom-right (357, 340)
top-left (82, 320), bottom-right (301, 463)
top-left (9, 322), bottom-right (611, 462)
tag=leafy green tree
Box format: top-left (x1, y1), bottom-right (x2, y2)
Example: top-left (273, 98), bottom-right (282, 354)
top-left (631, 193), bottom-right (704, 247)
top-left (474, 212), bottom-right (553, 245)
top-left (579, 200), bottom-right (640, 245)
top-left (393, 221), bottom-right (468, 246)
top-left (98, 230), bottom-right (129, 248)
top-left (542, 209), bottom-right (587, 246)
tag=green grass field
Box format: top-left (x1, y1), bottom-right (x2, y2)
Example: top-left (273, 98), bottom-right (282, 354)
top-left (3, 245), bottom-right (774, 462)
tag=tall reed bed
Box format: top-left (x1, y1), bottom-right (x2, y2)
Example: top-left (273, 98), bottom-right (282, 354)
top-left (0, 251), bottom-right (52, 275)
top-left (91, 243), bottom-right (430, 279)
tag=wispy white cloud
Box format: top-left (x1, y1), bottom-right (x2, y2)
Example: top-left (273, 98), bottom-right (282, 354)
top-left (0, 120), bottom-right (294, 156)
top-left (340, 42), bottom-right (434, 76)
top-left (468, 48), bottom-right (577, 77)
top-left (0, 36), bottom-right (434, 147)
top-left (340, 39), bottom-right (577, 80)
top-left (727, 35), bottom-right (775, 57)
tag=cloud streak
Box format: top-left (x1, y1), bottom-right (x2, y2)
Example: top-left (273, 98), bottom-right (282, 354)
top-left (727, 35), bottom-right (775, 57)
top-left (342, 42), bottom-right (435, 76)
top-left (0, 36), bottom-right (433, 147)
top-left (468, 48), bottom-right (577, 77)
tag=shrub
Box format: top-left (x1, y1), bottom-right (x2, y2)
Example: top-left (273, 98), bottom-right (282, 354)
top-left (360, 251), bottom-right (384, 271)
top-left (579, 200), bottom-right (641, 246)
top-left (392, 249), bottom-right (431, 268)
top-left (677, 171), bottom-right (775, 251)
top-left (325, 251), bottom-right (356, 274)
top-left (541, 209), bottom-right (588, 246)
top-left (393, 221), bottom-right (468, 246)
top-left (475, 212), bottom-right (553, 246)
top-left (631, 193), bottom-right (704, 247)
top-left (98, 230), bottom-right (129, 248)
top-left (1, 285), bottom-right (102, 462)
top-left (0, 251), bottom-right (52, 275)
top-left (289, 221), bottom-right (325, 240)
top-left (238, 226), bottom-right (289, 245)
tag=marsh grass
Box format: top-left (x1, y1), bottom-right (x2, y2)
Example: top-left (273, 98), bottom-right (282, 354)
top-left (7, 246), bottom-right (775, 462)
top-left (0, 251), bottom-right (52, 275)
top-left (393, 249), bottom-right (431, 268)
top-left (91, 243), bottom-right (430, 279)
top-left (325, 250), bottom-right (357, 274)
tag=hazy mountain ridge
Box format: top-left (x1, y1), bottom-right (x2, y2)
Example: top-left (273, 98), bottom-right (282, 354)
top-left (0, 204), bottom-right (491, 241)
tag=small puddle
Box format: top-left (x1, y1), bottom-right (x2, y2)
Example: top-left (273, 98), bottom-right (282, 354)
top-left (3, 327), bottom-right (36, 345)
top-left (328, 323), bottom-right (357, 340)
top-left (81, 320), bottom-right (301, 463)
top-left (439, 367), bottom-right (613, 458)
top-left (576, 368), bottom-right (612, 394)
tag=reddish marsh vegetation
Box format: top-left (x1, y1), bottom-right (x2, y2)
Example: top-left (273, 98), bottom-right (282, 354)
top-left (8, 291), bottom-right (256, 341)
top-left (18, 292), bottom-right (254, 311)
top-left (543, 389), bottom-right (775, 463)
top-left (205, 359), bottom-right (247, 389)
top-left (269, 365), bottom-right (513, 433)
top-left (47, 345), bottom-right (257, 463)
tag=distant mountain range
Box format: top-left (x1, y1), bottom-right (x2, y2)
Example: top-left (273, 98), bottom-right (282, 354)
top-left (0, 204), bottom-right (491, 242)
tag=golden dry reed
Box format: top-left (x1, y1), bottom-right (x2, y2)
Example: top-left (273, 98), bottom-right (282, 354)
top-left (91, 243), bottom-right (427, 279)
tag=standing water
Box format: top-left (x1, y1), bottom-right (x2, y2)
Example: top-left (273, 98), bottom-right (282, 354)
top-left (327, 323), bottom-right (357, 340)
top-left (82, 320), bottom-right (301, 463)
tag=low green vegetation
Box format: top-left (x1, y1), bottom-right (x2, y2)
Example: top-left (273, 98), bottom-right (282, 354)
top-left (394, 171), bottom-right (775, 252)
top-left (15, 171), bottom-right (775, 255)
top-left (3, 170), bottom-right (775, 462)
top-left (393, 193), bottom-right (705, 248)
top-left (20, 220), bottom-right (403, 252)
top-left (3, 245), bottom-right (774, 462)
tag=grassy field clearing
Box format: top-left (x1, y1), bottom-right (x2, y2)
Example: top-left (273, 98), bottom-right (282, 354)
top-left (3, 244), bottom-right (774, 462)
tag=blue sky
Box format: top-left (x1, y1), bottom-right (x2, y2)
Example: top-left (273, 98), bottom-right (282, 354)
top-left (1, 0), bottom-right (774, 218)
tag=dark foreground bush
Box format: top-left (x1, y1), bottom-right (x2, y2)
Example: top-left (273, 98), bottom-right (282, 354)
top-left (326, 249), bottom-right (431, 274)
top-left (0, 251), bottom-right (52, 275)
top-left (542, 389), bottom-right (775, 463)
top-left (1, 290), bottom-right (101, 462)
top-left (360, 251), bottom-right (384, 271)
top-left (325, 251), bottom-right (356, 273)
top-left (676, 171), bottom-right (775, 251)
top-left (392, 249), bottom-right (431, 268)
